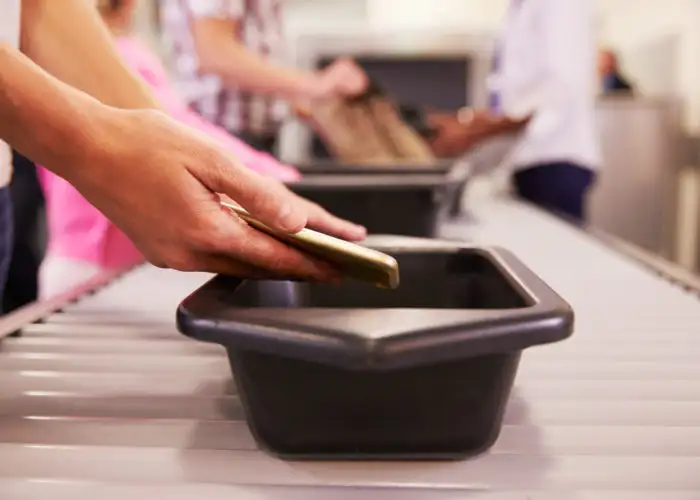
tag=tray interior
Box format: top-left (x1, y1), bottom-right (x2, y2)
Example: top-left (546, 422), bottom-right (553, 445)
top-left (226, 251), bottom-right (529, 310)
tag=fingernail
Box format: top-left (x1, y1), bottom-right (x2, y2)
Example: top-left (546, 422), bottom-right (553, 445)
top-left (277, 202), bottom-right (303, 233)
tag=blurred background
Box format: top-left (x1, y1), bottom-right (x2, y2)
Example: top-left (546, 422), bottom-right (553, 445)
top-left (128, 0), bottom-right (700, 274)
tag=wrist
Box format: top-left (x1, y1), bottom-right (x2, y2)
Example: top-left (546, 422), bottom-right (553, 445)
top-left (52, 102), bottom-right (133, 186)
top-left (287, 71), bottom-right (324, 100)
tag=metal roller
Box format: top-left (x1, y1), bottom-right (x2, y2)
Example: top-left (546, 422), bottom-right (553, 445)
top-left (0, 198), bottom-right (698, 499)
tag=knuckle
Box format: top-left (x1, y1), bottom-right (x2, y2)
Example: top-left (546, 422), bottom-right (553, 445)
top-left (143, 244), bottom-right (201, 272)
top-left (141, 249), bottom-right (167, 269)
top-left (266, 247), bottom-right (303, 275)
top-left (242, 187), bottom-right (282, 220)
top-left (188, 225), bottom-right (220, 253)
top-left (195, 148), bottom-right (233, 189)
top-left (164, 252), bottom-right (199, 272)
top-left (189, 216), bottom-right (236, 255)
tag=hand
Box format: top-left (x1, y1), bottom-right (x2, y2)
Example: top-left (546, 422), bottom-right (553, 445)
top-left (295, 195), bottom-right (367, 241)
top-left (220, 188), bottom-right (367, 242)
top-left (323, 58), bottom-right (369, 97)
top-left (427, 113), bottom-right (477, 157)
top-left (65, 107), bottom-right (354, 281)
top-left (427, 109), bottom-right (493, 157)
top-left (304, 58), bottom-right (369, 101)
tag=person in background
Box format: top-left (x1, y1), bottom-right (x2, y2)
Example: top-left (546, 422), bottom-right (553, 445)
top-left (429, 0), bottom-right (601, 224)
top-left (598, 47), bottom-right (634, 95)
top-left (159, 0), bottom-right (368, 154)
top-left (0, 0), bottom-right (367, 308)
top-left (37, 0), bottom-right (316, 298)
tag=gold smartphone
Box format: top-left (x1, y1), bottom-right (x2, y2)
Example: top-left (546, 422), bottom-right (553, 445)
top-left (221, 201), bottom-right (400, 289)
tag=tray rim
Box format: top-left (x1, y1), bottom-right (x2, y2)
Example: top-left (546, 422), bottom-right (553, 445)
top-left (176, 244), bottom-right (574, 371)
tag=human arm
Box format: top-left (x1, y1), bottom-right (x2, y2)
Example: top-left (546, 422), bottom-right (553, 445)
top-left (0, 42), bottom-right (362, 282)
top-left (20, 0), bottom-right (159, 110)
top-left (187, 0), bottom-right (366, 100)
top-left (427, 109), bottom-right (527, 158)
top-left (192, 15), bottom-right (317, 99)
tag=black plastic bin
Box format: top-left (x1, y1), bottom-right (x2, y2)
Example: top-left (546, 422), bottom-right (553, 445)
top-left (177, 240), bottom-right (573, 461)
top-left (287, 161), bottom-right (469, 237)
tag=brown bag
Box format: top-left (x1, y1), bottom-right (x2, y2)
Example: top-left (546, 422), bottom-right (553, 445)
top-left (301, 94), bottom-right (435, 165)
top-left (303, 98), bottom-right (396, 165)
top-left (364, 96), bottom-right (436, 164)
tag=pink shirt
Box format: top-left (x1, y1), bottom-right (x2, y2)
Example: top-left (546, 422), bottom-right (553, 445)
top-left (40, 36), bottom-right (301, 269)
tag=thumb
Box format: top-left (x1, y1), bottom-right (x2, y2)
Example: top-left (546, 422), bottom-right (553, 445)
top-left (194, 148), bottom-right (308, 233)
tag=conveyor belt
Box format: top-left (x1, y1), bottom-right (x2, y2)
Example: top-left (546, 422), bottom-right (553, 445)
top-left (0, 197), bottom-right (699, 499)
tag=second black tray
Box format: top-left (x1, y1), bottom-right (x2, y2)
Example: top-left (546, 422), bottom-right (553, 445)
top-left (288, 162), bottom-right (470, 237)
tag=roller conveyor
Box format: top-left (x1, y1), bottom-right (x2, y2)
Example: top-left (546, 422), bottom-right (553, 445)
top-left (0, 196), bottom-right (699, 499)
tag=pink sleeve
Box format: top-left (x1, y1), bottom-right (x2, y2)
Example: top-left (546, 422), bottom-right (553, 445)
top-left (115, 38), bottom-right (301, 182)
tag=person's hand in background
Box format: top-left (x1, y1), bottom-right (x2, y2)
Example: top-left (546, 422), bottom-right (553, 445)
top-left (427, 108), bottom-right (509, 157)
top-left (318, 58), bottom-right (369, 98)
top-left (299, 58), bottom-right (369, 103)
top-left (427, 111), bottom-right (481, 157)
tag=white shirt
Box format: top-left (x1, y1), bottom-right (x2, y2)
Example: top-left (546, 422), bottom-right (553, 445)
top-left (0, 0), bottom-right (21, 188)
top-left (489, 0), bottom-right (602, 171)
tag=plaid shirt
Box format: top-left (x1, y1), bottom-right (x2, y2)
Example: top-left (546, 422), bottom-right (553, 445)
top-left (159, 0), bottom-right (286, 136)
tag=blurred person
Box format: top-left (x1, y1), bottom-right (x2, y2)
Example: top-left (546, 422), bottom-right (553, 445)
top-left (38, 0), bottom-right (304, 298)
top-left (429, 0), bottom-right (601, 223)
top-left (0, 0), bottom-right (367, 308)
top-left (159, 0), bottom-right (369, 154)
top-left (598, 47), bottom-right (634, 95)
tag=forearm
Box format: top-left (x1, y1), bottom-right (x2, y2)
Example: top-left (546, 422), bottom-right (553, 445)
top-left (20, 0), bottom-right (159, 110)
top-left (0, 43), bottom-right (117, 179)
top-left (212, 48), bottom-right (314, 98)
top-left (194, 23), bottom-right (315, 98)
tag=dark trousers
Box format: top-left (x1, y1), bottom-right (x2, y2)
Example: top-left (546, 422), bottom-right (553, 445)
top-left (0, 186), bottom-right (13, 314)
top-left (513, 162), bottom-right (596, 223)
top-left (237, 132), bottom-right (278, 156)
top-left (3, 151), bottom-right (45, 314)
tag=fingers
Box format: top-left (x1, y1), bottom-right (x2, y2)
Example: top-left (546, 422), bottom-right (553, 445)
top-left (190, 254), bottom-right (279, 279)
top-left (193, 148), bottom-right (308, 234)
top-left (322, 59), bottom-right (368, 98)
top-left (300, 198), bottom-right (367, 241)
top-left (203, 207), bottom-right (343, 282)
